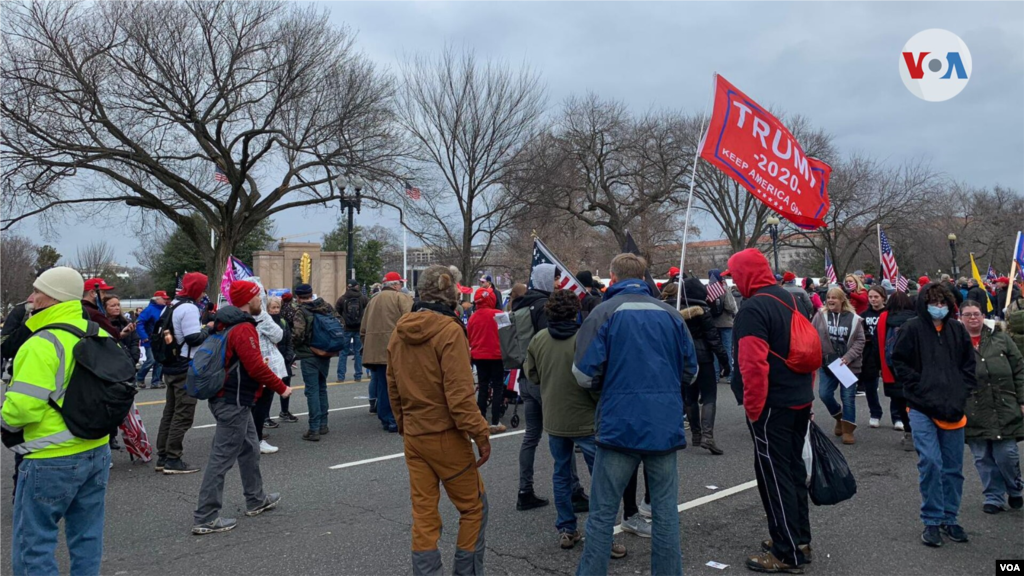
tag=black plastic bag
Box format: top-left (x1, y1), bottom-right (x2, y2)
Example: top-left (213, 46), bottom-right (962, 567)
top-left (808, 419), bottom-right (857, 506)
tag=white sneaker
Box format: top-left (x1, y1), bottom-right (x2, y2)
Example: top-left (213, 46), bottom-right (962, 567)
top-left (260, 440), bottom-right (279, 454)
top-left (638, 501), bottom-right (652, 519)
top-left (869, 418), bottom-right (880, 428)
top-left (620, 515), bottom-right (652, 538)
top-left (894, 421), bottom-right (905, 431)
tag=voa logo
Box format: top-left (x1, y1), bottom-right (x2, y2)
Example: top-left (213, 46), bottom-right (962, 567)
top-left (899, 29), bottom-right (972, 102)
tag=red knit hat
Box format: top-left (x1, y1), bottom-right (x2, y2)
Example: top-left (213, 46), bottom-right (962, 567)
top-left (996, 276), bottom-right (1010, 285)
top-left (917, 275), bottom-right (931, 286)
top-left (782, 271), bottom-right (796, 283)
top-left (229, 280), bottom-right (260, 307)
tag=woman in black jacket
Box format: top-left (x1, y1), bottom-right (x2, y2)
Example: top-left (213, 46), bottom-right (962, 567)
top-left (877, 291), bottom-right (916, 449)
top-left (663, 279), bottom-right (730, 454)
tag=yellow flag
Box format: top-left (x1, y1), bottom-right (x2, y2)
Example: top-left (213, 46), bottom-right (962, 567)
top-left (300, 253), bottom-right (312, 284)
top-left (969, 253), bottom-right (993, 312)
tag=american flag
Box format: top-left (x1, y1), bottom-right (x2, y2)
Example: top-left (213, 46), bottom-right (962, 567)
top-left (405, 181), bottom-right (421, 201)
top-left (825, 250), bottom-right (838, 285)
top-left (214, 165), bottom-right (229, 184)
top-left (879, 227), bottom-right (900, 285)
top-left (1014, 231), bottom-right (1024, 273)
top-left (531, 238), bottom-right (587, 300)
top-left (706, 270), bottom-right (727, 302)
top-left (896, 274), bottom-right (909, 293)
top-left (986, 264), bottom-right (996, 283)
top-left (118, 402), bottom-right (153, 463)
top-left (175, 273), bottom-right (184, 295)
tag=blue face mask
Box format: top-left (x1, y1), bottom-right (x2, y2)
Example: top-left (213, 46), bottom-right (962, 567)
top-left (927, 304), bottom-right (947, 320)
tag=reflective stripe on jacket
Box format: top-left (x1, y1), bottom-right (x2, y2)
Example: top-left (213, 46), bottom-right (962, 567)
top-left (1, 299), bottom-right (109, 459)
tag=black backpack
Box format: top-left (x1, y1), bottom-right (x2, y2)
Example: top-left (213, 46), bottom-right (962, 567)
top-left (342, 296), bottom-right (363, 328)
top-left (150, 299), bottom-right (190, 365)
top-left (42, 322), bottom-right (138, 440)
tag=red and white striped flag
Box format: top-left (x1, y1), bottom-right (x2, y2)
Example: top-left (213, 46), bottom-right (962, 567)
top-left (405, 181), bottom-right (421, 201)
top-left (706, 270), bottom-right (727, 302)
top-left (879, 227), bottom-right (901, 285)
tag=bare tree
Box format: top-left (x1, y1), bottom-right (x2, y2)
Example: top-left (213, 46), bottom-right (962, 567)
top-left (1, 234), bottom-right (37, 311)
top-left (519, 94), bottom-right (689, 251)
top-left (2, 0), bottom-right (403, 281)
top-left (73, 241), bottom-right (117, 280)
top-left (397, 47), bottom-right (545, 279)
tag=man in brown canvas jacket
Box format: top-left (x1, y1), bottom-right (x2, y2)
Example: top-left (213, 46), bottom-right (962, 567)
top-left (387, 265), bottom-right (490, 576)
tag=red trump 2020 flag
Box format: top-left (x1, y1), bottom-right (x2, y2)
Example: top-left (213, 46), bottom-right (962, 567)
top-left (698, 75), bottom-right (832, 229)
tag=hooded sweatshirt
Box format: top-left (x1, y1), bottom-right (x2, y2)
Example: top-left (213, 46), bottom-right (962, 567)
top-left (527, 319), bottom-right (601, 437)
top-left (467, 289), bottom-right (502, 360)
top-left (891, 283), bottom-right (977, 424)
top-left (728, 249), bottom-right (814, 421)
top-left (385, 306), bottom-right (490, 446)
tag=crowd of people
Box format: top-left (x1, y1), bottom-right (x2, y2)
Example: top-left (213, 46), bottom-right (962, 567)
top-left (1, 246), bottom-right (1022, 575)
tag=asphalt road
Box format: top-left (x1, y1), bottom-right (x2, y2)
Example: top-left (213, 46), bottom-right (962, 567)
top-left (2, 362), bottom-right (1022, 575)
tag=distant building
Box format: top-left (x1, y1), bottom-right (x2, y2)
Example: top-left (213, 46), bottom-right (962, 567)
top-left (651, 234), bottom-right (818, 277)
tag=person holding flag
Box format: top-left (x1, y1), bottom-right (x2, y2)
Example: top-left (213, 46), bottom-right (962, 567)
top-left (709, 269), bottom-right (738, 377)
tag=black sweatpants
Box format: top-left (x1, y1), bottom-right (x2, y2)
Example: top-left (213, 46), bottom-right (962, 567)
top-left (746, 405), bottom-right (811, 567)
top-left (474, 359), bottom-right (506, 425)
top-left (252, 387), bottom-right (275, 441)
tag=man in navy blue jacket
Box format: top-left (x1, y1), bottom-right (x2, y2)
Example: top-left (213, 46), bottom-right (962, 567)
top-left (135, 291), bottom-right (168, 388)
top-left (572, 253), bottom-right (697, 576)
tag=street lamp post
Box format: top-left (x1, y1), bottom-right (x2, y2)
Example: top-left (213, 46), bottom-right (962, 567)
top-left (948, 233), bottom-right (958, 277)
top-left (335, 176), bottom-right (364, 281)
top-left (766, 216), bottom-right (781, 274)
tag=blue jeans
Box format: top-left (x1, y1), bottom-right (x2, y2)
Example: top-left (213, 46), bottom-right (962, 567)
top-left (910, 409), bottom-right (964, 526)
top-left (369, 365), bottom-right (395, 430)
top-left (818, 366), bottom-right (857, 422)
top-left (135, 349), bottom-right (163, 385)
top-left (336, 330), bottom-right (363, 381)
top-left (300, 356), bottom-right (331, 432)
top-left (967, 438), bottom-right (1023, 508)
top-left (12, 445), bottom-right (111, 576)
top-left (550, 435), bottom-right (596, 533)
top-left (577, 447), bottom-right (681, 576)
top-left (714, 327), bottom-right (733, 375)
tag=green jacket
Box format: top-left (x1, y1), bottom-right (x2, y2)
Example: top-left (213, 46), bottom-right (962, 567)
top-left (964, 326), bottom-right (1024, 442)
top-left (1, 300), bottom-right (109, 459)
top-left (525, 328), bottom-right (599, 438)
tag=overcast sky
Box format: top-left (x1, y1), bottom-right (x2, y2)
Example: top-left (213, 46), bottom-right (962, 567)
top-left (10, 1), bottom-right (1023, 267)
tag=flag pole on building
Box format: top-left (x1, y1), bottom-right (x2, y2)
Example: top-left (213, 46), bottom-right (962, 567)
top-left (676, 73), bottom-right (716, 312)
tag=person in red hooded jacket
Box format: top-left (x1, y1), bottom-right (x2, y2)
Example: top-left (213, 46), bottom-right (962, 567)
top-left (728, 248), bottom-right (815, 573)
top-left (467, 288), bottom-right (506, 433)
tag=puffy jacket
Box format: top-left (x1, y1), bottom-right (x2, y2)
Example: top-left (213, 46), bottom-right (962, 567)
top-left (964, 326), bottom-right (1024, 442)
top-left (728, 249), bottom-right (815, 421)
top-left (1, 300), bottom-right (110, 459)
top-left (467, 289), bottom-right (501, 360)
top-left (135, 300), bottom-right (165, 348)
top-left (675, 278), bottom-right (728, 367)
top-left (272, 313), bottom-right (295, 378)
top-left (573, 278), bottom-right (698, 454)
top-left (386, 306), bottom-right (490, 446)
top-left (292, 298), bottom-right (338, 360)
top-left (892, 283), bottom-right (978, 422)
top-left (254, 307), bottom-right (286, 379)
top-left (214, 306), bottom-right (287, 407)
top-left (360, 288), bottom-right (413, 365)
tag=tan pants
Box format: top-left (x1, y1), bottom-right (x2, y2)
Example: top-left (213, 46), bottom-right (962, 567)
top-left (404, 429), bottom-right (487, 576)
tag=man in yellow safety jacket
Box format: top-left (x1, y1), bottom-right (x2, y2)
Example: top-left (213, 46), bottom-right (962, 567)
top-left (1, 266), bottom-right (112, 576)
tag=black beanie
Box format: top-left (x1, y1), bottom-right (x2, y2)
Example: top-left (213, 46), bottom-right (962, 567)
top-left (577, 270), bottom-right (594, 288)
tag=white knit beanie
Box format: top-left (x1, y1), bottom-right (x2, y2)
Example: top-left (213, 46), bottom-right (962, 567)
top-left (33, 267), bottom-right (85, 303)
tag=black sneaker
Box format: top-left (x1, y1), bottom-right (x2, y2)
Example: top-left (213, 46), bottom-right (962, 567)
top-left (983, 504), bottom-right (1002, 514)
top-left (369, 399), bottom-right (378, 414)
top-left (572, 490), bottom-right (590, 514)
top-left (278, 412), bottom-right (298, 423)
top-left (319, 426), bottom-right (329, 435)
top-left (245, 493), bottom-right (281, 517)
top-left (163, 458), bottom-right (200, 475)
top-left (940, 524), bottom-right (968, 542)
top-left (154, 456), bottom-right (166, 472)
top-left (1009, 496), bottom-right (1023, 510)
top-left (264, 418), bottom-right (279, 429)
top-left (516, 491), bottom-right (550, 511)
top-left (921, 526), bottom-right (943, 547)
top-left (302, 431), bottom-right (320, 442)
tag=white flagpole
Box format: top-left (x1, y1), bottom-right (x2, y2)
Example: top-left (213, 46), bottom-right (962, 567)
top-left (877, 223), bottom-right (883, 281)
top-left (1006, 231), bottom-right (1022, 313)
top-left (676, 73), bottom-right (716, 312)
top-left (403, 227), bottom-right (408, 285)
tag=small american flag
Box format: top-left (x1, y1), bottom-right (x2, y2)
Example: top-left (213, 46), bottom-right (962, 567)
top-left (986, 265), bottom-right (996, 283)
top-left (214, 165), bottom-right (229, 184)
top-left (706, 270), bottom-right (727, 302)
top-left (879, 227), bottom-right (900, 285)
top-left (825, 250), bottom-right (838, 285)
top-left (405, 181), bottom-right (421, 201)
top-left (896, 274), bottom-right (908, 293)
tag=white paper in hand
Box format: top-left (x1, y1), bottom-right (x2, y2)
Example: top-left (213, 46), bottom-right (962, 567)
top-left (828, 358), bottom-right (859, 388)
